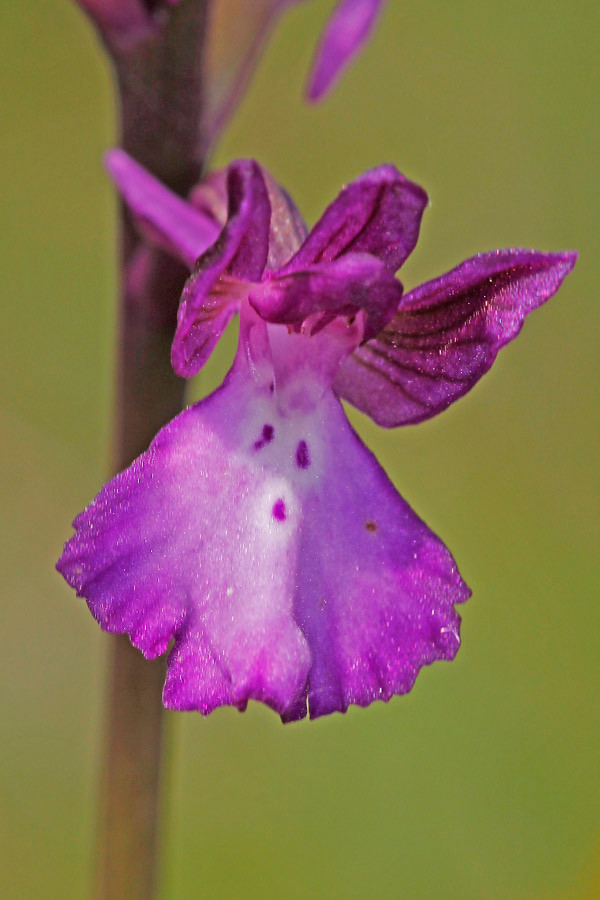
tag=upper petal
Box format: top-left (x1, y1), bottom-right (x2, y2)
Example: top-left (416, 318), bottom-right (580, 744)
top-left (106, 149), bottom-right (221, 269)
top-left (334, 249), bottom-right (577, 427)
top-left (281, 165), bottom-right (427, 275)
top-left (251, 253), bottom-right (403, 341)
top-left (172, 160), bottom-right (272, 377)
top-left (306, 0), bottom-right (386, 101)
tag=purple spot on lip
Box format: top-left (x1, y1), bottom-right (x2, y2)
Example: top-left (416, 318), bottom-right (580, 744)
top-left (295, 440), bottom-right (311, 469)
top-left (272, 499), bottom-right (286, 522)
top-left (254, 424), bottom-right (274, 451)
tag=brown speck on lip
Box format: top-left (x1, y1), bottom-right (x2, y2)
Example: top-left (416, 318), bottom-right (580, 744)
top-left (365, 520), bottom-right (377, 533)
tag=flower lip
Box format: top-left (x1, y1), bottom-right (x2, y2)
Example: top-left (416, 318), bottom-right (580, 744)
top-left (57, 343), bottom-right (470, 721)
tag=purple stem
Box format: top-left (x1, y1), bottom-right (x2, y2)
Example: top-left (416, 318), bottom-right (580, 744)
top-left (94, 3), bottom-right (209, 898)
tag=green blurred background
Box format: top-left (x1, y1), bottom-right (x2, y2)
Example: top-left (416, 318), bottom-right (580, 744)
top-left (1, 1), bottom-right (598, 897)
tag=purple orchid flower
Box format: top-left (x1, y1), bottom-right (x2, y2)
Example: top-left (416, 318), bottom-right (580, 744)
top-left (57, 151), bottom-right (576, 721)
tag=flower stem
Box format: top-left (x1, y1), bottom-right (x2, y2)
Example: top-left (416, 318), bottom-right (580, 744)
top-left (95, 4), bottom-right (208, 898)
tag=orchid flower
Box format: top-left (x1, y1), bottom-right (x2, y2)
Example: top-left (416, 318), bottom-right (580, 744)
top-left (57, 152), bottom-right (576, 721)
